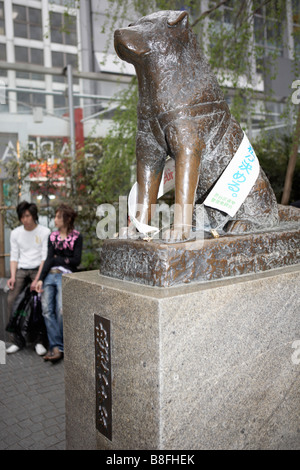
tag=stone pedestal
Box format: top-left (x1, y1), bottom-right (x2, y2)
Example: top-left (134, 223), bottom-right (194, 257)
top-left (63, 265), bottom-right (300, 450)
top-left (99, 205), bottom-right (300, 287)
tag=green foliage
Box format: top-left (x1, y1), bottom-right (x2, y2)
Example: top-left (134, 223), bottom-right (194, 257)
top-left (253, 132), bottom-right (300, 203)
top-left (92, 78), bottom-right (138, 205)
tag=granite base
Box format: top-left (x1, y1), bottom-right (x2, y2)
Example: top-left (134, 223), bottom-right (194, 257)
top-left (63, 265), bottom-right (300, 450)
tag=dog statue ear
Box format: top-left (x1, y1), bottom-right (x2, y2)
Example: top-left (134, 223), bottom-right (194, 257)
top-left (167, 10), bottom-right (189, 28)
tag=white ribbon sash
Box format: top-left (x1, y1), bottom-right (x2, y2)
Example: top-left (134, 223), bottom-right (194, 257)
top-left (204, 133), bottom-right (259, 217)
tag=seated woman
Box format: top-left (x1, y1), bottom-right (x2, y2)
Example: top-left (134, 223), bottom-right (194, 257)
top-left (36, 204), bottom-right (83, 362)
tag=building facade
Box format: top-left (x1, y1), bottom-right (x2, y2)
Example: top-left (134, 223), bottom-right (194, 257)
top-left (0, 0), bottom-right (298, 161)
top-left (0, 0), bottom-right (134, 158)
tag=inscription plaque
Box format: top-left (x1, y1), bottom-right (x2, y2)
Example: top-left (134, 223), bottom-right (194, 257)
top-left (94, 314), bottom-right (112, 440)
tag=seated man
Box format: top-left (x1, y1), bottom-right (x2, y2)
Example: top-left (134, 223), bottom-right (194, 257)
top-left (6, 201), bottom-right (50, 355)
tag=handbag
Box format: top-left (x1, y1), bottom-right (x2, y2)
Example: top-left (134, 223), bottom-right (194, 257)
top-left (6, 287), bottom-right (47, 347)
top-left (6, 286), bottom-right (32, 346)
top-left (27, 290), bottom-right (47, 343)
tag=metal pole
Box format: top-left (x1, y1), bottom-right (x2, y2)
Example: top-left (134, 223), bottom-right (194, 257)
top-left (0, 60), bottom-right (133, 84)
top-left (66, 65), bottom-right (76, 195)
top-left (281, 104), bottom-right (300, 205)
top-left (67, 64), bottom-right (76, 160)
top-left (0, 180), bottom-right (5, 277)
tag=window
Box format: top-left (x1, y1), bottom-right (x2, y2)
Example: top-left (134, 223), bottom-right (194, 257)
top-left (292, 0), bottom-right (300, 56)
top-left (50, 11), bottom-right (77, 46)
top-left (0, 1), bottom-right (5, 36)
top-left (207, 1), bottom-right (236, 68)
top-left (253, 0), bottom-right (284, 72)
top-left (0, 43), bottom-right (6, 76)
top-left (52, 51), bottom-right (78, 83)
top-left (208, 0), bottom-right (235, 27)
top-left (13, 5), bottom-right (43, 41)
top-left (15, 46), bottom-right (44, 80)
top-left (53, 93), bottom-right (67, 113)
top-left (0, 43), bottom-right (5, 61)
top-left (53, 93), bottom-right (80, 117)
top-left (50, 0), bottom-right (78, 5)
top-left (17, 90), bottom-right (46, 113)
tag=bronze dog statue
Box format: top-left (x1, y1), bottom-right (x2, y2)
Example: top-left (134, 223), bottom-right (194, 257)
top-left (114, 10), bottom-right (279, 241)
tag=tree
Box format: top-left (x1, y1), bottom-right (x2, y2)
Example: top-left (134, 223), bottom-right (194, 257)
top-left (281, 105), bottom-right (300, 204)
top-left (91, 79), bottom-right (138, 206)
top-left (253, 131), bottom-right (300, 203)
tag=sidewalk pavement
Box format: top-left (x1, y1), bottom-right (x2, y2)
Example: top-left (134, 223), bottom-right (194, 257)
top-left (0, 345), bottom-right (66, 450)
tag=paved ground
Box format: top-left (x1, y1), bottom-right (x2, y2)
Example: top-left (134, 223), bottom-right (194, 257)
top-left (0, 345), bottom-right (65, 450)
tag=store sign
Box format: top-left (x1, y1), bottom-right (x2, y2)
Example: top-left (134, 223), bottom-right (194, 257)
top-left (0, 133), bottom-right (18, 180)
top-left (27, 136), bottom-right (102, 161)
top-left (0, 135), bottom-right (103, 181)
top-left (27, 137), bottom-right (70, 186)
top-left (27, 137), bottom-right (71, 162)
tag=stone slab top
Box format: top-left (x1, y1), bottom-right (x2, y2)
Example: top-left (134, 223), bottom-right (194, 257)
top-left (63, 263), bottom-right (300, 301)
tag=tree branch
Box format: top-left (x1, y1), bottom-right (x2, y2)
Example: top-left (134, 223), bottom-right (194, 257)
top-left (191, 0), bottom-right (230, 27)
top-left (191, 0), bottom-right (275, 29)
top-left (281, 105), bottom-right (300, 205)
top-left (251, 0), bottom-right (274, 17)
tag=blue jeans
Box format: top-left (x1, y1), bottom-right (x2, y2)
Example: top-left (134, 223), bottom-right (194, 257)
top-left (42, 273), bottom-right (63, 352)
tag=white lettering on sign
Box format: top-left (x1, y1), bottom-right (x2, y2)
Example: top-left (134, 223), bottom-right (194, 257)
top-left (1, 140), bottom-right (18, 161)
top-left (292, 80), bottom-right (300, 105)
